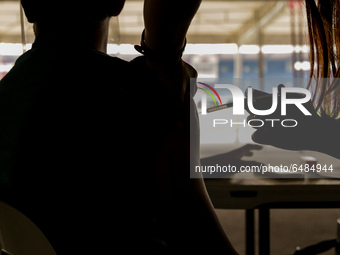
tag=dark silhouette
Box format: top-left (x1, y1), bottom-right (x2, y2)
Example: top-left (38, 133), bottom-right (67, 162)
top-left (0, 0), bottom-right (239, 254)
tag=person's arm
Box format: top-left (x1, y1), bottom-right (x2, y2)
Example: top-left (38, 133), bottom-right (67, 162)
top-left (143, 0), bottom-right (201, 52)
top-left (135, 0), bottom-right (201, 105)
top-left (140, 1), bottom-right (238, 253)
top-left (246, 87), bottom-right (340, 160)
top-left (153, 95), bottom-right (238, 254)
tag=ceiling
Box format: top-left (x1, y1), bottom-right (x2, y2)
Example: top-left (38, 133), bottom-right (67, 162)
top-left (0, 0), bottom-right (308, 45)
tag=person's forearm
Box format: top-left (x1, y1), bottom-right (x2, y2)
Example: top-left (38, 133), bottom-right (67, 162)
top-left (143, 0), bottom-right (201, 51)
top-left (309, 118), bottom-right (340, 160)
top-left (314, 139), bottom-right (340, 160)
top-left (315, 120), bottom-right (340, 159)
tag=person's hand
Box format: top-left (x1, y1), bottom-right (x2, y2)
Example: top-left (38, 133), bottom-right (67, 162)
top-left (246, 85), bottom-right (326, 151)
top-left (224, 143), bottom-right (263, 159)
top-left (201, 144), bottom-right (263, 160)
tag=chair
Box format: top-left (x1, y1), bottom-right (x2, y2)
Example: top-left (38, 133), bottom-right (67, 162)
top-left (0, 201), bottom-right (56, 255)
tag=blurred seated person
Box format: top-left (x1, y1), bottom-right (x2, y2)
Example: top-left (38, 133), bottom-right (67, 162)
top-left (246, 0), bottom-right (340, 161)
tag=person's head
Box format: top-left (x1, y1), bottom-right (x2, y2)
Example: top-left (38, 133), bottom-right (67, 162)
top-left (21, 0), bottom-right (125, 27)
top-left (20, 0), bottom-right (125, 50)
top-left (304, 0), bottom-right (340, 118)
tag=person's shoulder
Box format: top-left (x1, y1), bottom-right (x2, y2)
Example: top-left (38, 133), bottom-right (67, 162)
top-left (87, 49), bottom-right (129, 66)
top-left (97, 52), bottom-right (148, 73)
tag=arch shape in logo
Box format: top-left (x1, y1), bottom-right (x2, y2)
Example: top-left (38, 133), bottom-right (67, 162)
top-left (197, 82), bottom-right (222, 106)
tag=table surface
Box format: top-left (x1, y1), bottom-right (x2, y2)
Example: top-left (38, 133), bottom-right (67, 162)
top-left (201, 143), bottom-right (340, 209)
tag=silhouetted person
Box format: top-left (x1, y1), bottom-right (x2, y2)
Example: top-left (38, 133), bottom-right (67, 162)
top-left (0, 0), bottom-right (240, 254)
